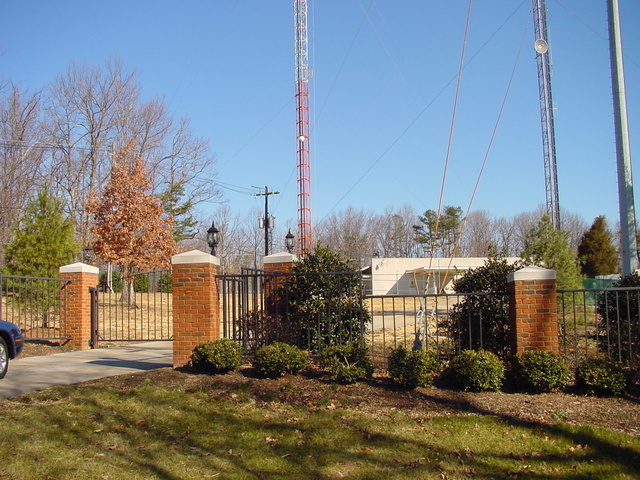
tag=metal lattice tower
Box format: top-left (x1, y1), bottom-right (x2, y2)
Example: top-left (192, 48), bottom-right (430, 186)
top-left (532, 0), bottom-right (561, 230)
top-left (294, 0), bottom-right (312, 255)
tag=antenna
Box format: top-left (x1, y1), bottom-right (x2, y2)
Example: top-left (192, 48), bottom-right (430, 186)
top-left (532, 0), bottom-right (561, 230)
top-left (294, 0), bottom-right (312, 255)
top-left (534, 38), bottom-right (548, 54)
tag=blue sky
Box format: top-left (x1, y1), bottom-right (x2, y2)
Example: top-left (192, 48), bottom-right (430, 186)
top-left (1, 1), bottom-right (639, 231)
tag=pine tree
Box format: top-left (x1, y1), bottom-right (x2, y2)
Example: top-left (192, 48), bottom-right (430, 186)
top-left (3, 191), bottom-right (79, 327)
top-left (577, 216), bottom-right (619, 277)
top-left (521, 215), bottom-right (583, 290)
top-left (86, 143), bottom-right (177, 306)
top-left (4, 190), bottom-right (79, 278)
top-left (413, 205), bottom-right (463, 257)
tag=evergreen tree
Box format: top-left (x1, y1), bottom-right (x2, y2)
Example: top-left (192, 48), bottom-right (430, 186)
top-left (577, 216), bottom-right (619, 277)
top-left (4, 190), bottom-right (79, 278)
top-left (159, 183), bottom-right (198, 242)
top-left (413, 205), bottom-right (463, 257)
top-left (521, 215), bottom-right (583, 290)
top-left (3, 191), bottom-right (79, 327)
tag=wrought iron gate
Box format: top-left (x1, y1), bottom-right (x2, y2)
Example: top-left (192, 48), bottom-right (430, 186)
top-left (92, 270), bottom-right (173, 345)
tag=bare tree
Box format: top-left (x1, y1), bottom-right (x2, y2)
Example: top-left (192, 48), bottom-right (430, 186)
top-left (560, 209), bottom-right (588, 251)
top-left (493, 216), bottom-right (518, 255)
top-left (374, 205), bottom-right (418, 258)
top-left (44, 56), bottom-right (139, 245)
top-left (458, 210), bottom-right (495, 257)
top-left (43, 56), bottom-right (220, 247)
top-left (0, 84), bottom-right (45, 262)
top-left (316, 207), bottom-right (377, 268)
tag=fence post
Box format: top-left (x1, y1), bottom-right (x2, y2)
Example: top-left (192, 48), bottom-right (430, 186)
top-left (507, 266), bottom-right (559, 355)
top-left (59, 262), bottom-right (99, 350)
top-left (171, 250), bottom-right (220, 368)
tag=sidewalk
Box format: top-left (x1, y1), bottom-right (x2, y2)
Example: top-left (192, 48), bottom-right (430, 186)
top-left (0, 341), bottom-right (173, 399)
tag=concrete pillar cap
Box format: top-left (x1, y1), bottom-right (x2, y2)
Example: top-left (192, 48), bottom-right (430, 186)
top-left (59, 262), bottom-right (99, 274)
top-left (172, 250), bottom-right (220, 266)
top-left (263, 251), bottom-right (298, 264)
top-left (507, 265), bottom-right (556, 282)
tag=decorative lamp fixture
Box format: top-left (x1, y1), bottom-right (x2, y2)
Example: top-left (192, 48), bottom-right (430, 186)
top-left (206, 221), bottom-right (220, 256)
top-left (285, 229), bottom-right (295, 254)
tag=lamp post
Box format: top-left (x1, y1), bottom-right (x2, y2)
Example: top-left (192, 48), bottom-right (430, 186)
top-left (206, 221), bottom-right (220, 256)
top-left (285, 229), bottom-right (295, 254)
top-left (82, 245), bottom-right (95, 264)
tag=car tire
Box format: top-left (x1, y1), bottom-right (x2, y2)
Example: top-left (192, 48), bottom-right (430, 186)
top-left (0, 337), bottom-right (9, 379)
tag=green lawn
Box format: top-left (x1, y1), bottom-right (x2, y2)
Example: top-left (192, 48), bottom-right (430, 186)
top-left (1, 370), bottom-right (639, 479)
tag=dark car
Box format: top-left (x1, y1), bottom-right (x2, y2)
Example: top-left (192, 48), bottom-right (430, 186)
top-left (0, 319), bottom-right (23, 379)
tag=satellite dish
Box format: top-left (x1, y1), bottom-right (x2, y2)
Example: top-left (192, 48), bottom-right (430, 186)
top-left (534, 38), bottom-right (549, 54)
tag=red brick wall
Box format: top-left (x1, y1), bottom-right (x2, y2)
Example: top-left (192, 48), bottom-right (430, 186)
top-left (508, 267), bottom-right (559, 354)
top-left (171, 251), bottom-right (220, 367)
top-left (59, 264), bottom-right (99, 350)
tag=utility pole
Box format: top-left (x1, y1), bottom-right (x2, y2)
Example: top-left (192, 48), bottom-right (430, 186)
top-left (254, 186), bottom-right (280, 257)
top-left (608, 0), bottom-right (638, 275)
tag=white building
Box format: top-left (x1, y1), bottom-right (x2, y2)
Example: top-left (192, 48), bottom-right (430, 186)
top-left (363, 257), bottom-right (521, 295)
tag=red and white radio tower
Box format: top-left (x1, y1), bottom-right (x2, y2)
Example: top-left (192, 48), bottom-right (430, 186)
top-left (294, 0), bottom-right (312, 255)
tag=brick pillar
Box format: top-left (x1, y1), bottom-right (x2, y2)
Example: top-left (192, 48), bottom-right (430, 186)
top-left (59, 262), bottom-right (99, 350)
top-left (171, 250), bottom-right (220, 368)
top-left (263, 252), bottom-right (297, 315)
top-left (507, 266), bottom-right (559, 355)
top-left (263, 251), bottom-right (297, 274)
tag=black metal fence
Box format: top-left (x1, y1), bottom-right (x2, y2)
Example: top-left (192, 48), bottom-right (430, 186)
top-left (218, 268), bottom-right (511, 365)
top-left (558, 287), bottom-right (640, 369)
top-left (95, 269), bottom-right (172, 343)
top-left (365, 292), bottom-right (510, 366)
top-left (0, 274), bottom-right (71, 342)
top-left (218, 269), bottom-right (366, 354)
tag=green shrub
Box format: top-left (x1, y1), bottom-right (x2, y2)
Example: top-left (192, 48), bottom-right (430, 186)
top-left (511, 350), bottom-right (570, 393)
top-left (576, 358), bottom-right (629, 396)
top-left (388, 346), bottom-right (440, 389)
top-left (99, 271), bottom-right (122, 293)
top-left (191, 339), bottom-right (244, 374)
top-left (252, 342), bottom-right (309, 378)
top-left (133, 272), bottom-right (149, 293)
top-left (321, 344), bottom-right (374, 384)
top-left (447, 350), bottom-right (505, 392)
top-left (158, 272), bottom-right (172, 293)
top-left (596, 273), bottom-right (640, 367)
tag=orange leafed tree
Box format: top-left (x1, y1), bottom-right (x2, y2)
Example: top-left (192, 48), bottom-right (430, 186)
top-left (86, 142), bottom-right (177, 305)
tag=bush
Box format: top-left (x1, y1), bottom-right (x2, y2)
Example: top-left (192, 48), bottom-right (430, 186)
top-left (190, 339), bottom-right (244, 374)
top-left (158, 272), bottom-right (172, 293)
top-left (252, 342), bottom-right (309, 378)
top-left (447, 350), bottom-right (505, 392)
top-left (576, 358), bottom-right (629, 396)
top-left (321, 344), bottom-right (374, 384)
top-left (511, 350), bottom-right (570, 393)
top-left (99, 271), bottom-right (122, 293)
top-left (273, 246), bottom-right (371, 351)
top-left (448, 252), bottom-right (523, 359)
top-left (596, 273), bottom-right (640, 368)
top-left (133, 272), bottom-right (149, 293)
top-left (388, 346), bottom-right (440, 389)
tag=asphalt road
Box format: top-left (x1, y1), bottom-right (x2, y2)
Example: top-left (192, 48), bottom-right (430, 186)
top-left (0, 341), bottom-right (172, 399)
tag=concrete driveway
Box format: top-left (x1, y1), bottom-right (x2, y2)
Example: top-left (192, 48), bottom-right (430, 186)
top-left (0, 341), bottom-right (172, 399)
